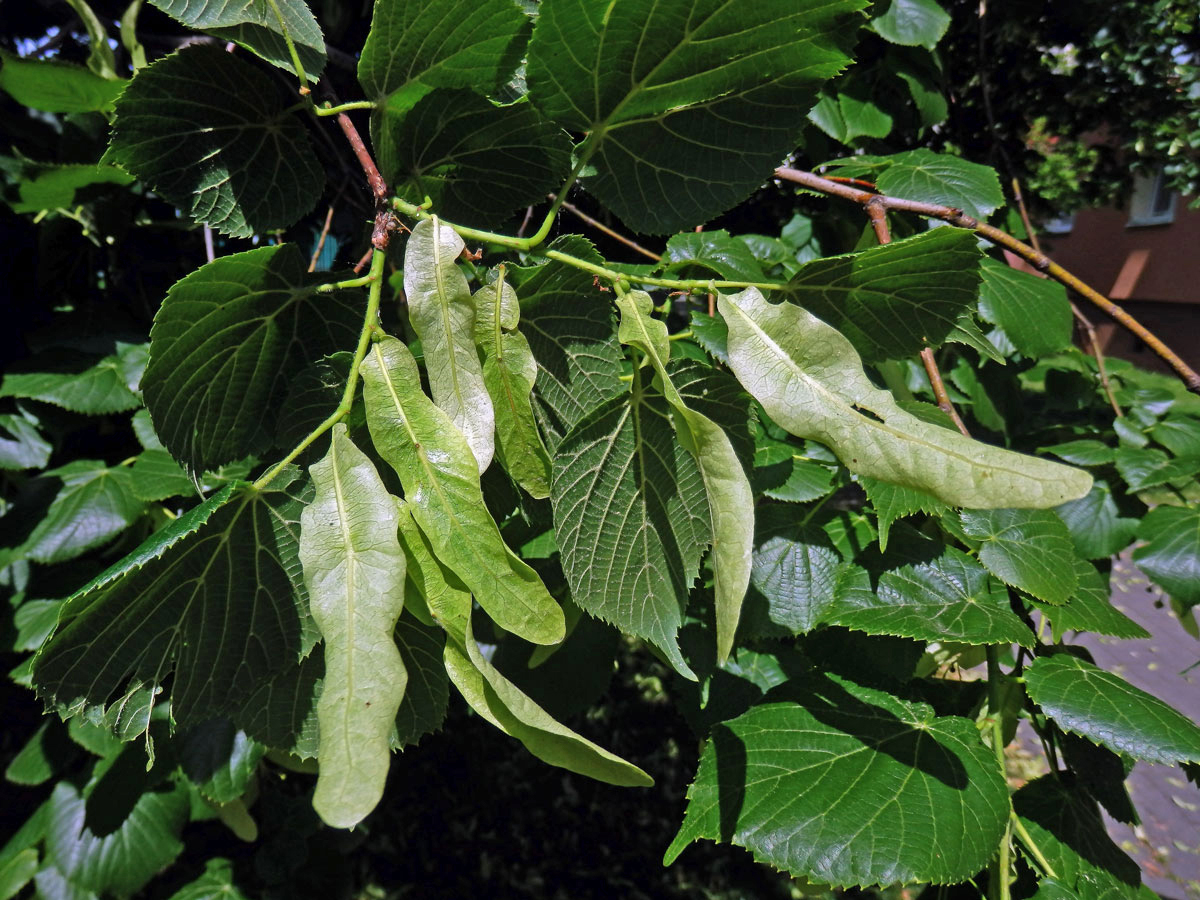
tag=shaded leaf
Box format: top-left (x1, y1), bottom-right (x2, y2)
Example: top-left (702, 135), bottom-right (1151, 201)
top-left (177, 719), bottom-right (265, 804)
top-left (1054, 481), bottom-right (1140, 560)
top-left (527, 0), bottom-right (866, 233)
top-left (1026, 654), bottom-right (1200, 764)
top-left (361, 337), bottom-right (563, 645)
top-left (45, 780), bottom-right (188, 897)
top-left (513, 236), bottom-right (625, 449)
top-left (785, 228), bottom-right (982, 362)
top-left (0, 412), bottom-right (51, 470)
top-left (34, 480), bottom-right (312, 732)
top-left (666, 672), bottom-right (1009, 886)
top-left (142, 244), bottom-right (361, 472)
top-left (719, 287), bottom-right (1092, 508)
top-left (301, 425), bottom-right (407, 828)
top-left (164, 858), bottom-right (250, 900)
top-left (616, 291), bottom-right (753, 662)
top-left (1114, 446), bottom-right (1200, 492)
top-left (1042, 440), bottom-right (1115, 467)
top-left (274, 353), bottom-right (357, 453)
top-left (106, 45), bottom-right (323, 237)
top-left (861, 476), bottom-right (947, 551)
top-left (358, 0), bottom-right (526, 100)
top-left (10, 164), bottom-right (134, 214)
top-left (1014, 775), bottom-right (1142, 899)
top-left (1133, 505), bottom-right (1200, 608)
top-left (747, 506), bottom-right (848, 636)
top-left (552, 378), bottom-right (709, 678)
top-left (387, 90), bottom-right (571, 225)
top-left (391, 615), bottom-right (449, 750)
top-left (959, 508), bottom-right (1079, 604)
top-left (149, 0), bottom-right (326, 78)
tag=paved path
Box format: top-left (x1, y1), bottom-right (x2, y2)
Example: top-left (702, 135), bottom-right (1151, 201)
top-left (1079, 557), bottom-right (1200, 900)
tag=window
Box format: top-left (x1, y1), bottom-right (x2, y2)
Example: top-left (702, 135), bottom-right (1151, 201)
top-left (1127, 167), bottom-right (1177, 227)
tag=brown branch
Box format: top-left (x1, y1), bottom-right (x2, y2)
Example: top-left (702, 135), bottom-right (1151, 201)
top-left (866, 198), bottom-right (891, 246)
top-left (863, 191), bottom-right (971, 434)
top-left (775, 167), bottom-right (1200, 394)
top-left (308, 205), bottom-right (335, 273)
top-left (1071, 304), bottom-right (1123, 417)
top-left (335, 112), bottom-right (392, 251)
top-left (1007, 180), bottom-right (1121, 416)
top-left (1010, 178), bottom-right (1042, 254)
top-left (515, 205), bottom-right (536, 240)
top-left (555, 196), bottom-right (662, 262)
top-left (921, 348), bottom-right (972, 436)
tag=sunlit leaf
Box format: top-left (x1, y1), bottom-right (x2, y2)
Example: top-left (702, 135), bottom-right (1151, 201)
top-left (0, 50), bottom-right (122, 113)
top-left (667, 673), bottom-right (1009, 885)
top-left (149, 0), bottom-right (326, 79)
top-left (960, 508), bottom-right (1080, 604)
top-left (1026, 654), bottom-right (1200, 764)
top-left (527, 0), bottom-right (866, 233)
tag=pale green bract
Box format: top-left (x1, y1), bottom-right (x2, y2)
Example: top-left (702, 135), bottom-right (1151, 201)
top-left (718, 288), bottom-right (1093, 508)
top-left (300, 424), bottom-right (407, 829)
top-left (360, 336), bottom-right (564, 645)
top-left (474, 274), bottom-right (553, 498)
top-left (403, 219), bottom-right (494, 473)
top-left (615, 291), bottom-right (753, 662)
top-left (395, 500), bottom-right (650, 787)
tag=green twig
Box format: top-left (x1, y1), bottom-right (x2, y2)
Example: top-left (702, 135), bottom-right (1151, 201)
top-left (317, 272), bottom-right (376, 292)
top-left (1010, 813), bottom-right (1058, 879)
top-left (986, 645), bottom-right (1012, 900)
top-left (265, 0), bottom-right (309, 91)
top-left (314, 100), bottom-right (376, 116)
top-left (391, 196), bottom-right (787, 293)
top-left (252, 250), bottom-right (386, 490)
